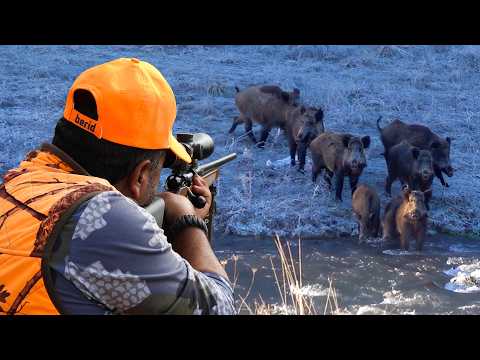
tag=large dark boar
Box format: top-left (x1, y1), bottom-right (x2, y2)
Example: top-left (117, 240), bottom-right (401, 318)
top-left (229, 85), bottom-right (301, 148)
top-left (352, 184), bottom-right (381, 243)
top-left (385, 140), bottom-right (434, 209)
top-left (310, 132), bottom-right (371, 201)
top-left (377, 117), bottom-right (453, 187)
top-left (382, 185), bottom-right (431, 251)
top-left (285, 105), bottom-right (324, 172)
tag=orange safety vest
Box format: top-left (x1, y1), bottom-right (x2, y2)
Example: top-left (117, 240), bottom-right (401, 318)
top-left (0, 144), bottom-right (115, 315)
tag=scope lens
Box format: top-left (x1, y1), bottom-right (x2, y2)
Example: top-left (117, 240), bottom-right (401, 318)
top-left (192, 133), bottom-right (214, 160)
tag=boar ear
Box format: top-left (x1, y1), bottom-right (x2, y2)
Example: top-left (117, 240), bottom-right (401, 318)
top-left (412, 147), bottom-right (420, 159)
top-left (342, 135), bottom-right (352, 148)
top-left (300, 106), bottom-right (306, 114)
top-left (361, 136), bottom-right (371, 149)
top-left (431, 141), bottom-right (441, 149)
top-left (281, 91), bottom-right (290, 102)
top-left (315, 108), bottom-right (324, 123)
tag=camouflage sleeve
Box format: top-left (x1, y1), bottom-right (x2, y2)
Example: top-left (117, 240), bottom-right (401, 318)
top-left (51, 191), bottom-right (236, 315)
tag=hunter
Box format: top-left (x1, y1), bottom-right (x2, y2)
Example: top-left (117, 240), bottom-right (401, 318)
top-left (0, 58), bottom-right (235, 315)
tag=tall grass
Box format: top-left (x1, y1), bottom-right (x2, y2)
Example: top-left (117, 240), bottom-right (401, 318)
top-left (223, 234), bottom-right (340, 315)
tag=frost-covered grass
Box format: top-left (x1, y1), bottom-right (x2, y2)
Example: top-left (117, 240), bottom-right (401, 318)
top-left (1, 45), bottom-right (479, 237)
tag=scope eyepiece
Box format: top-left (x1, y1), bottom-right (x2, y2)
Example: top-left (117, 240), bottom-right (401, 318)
top-left (165, 132), bottom-right (214, 168)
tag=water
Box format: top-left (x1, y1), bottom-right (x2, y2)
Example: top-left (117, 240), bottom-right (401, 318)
top-left (214, 234), bottom-right (480, 314)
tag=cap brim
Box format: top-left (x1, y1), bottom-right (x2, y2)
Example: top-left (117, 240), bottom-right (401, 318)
top-left (169, 134), bottom-right (192, 164)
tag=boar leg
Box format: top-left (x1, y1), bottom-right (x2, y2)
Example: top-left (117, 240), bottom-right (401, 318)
top-left (244, 118), bottom-right (257, 144)
top-left (257, 126), bottom-right (271, 148)
top-left (297, 142), bottom-right (308, 172)
top-left (229, 116), bottom-right (240, 134)
top-left (334, 170), bottom-right (345, 201)
top-left (289, 139), bottom-right (297, 166)
top-left (382, 211), bottom-right (397, 244)
top-left (349, 175), bottom-right (359, 195)
top-left (424, 191), bottom-right (431, 211)
top-left (434, 166), bottom-right (449, 187)
top-left (323, 170), bottom-right (333, 189)
top-left (385, 174), bottom-right (395, 196)
top-left (357, 216), bottom-right (366, 244)
top-left (415, 228), bottom-right (425, 251)
top-left (374, 215), bottom-right (381, 238)
top-left (312, 165), bottom-right (321, 183)
top-left (399, 226), bottom-right (412, 251)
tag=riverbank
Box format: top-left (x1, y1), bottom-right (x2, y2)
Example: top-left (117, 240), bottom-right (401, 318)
top-left (1, 45), bottom-right (479, 238)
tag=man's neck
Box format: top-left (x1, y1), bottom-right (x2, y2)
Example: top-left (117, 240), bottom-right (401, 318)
top-left (40, 143), bottom-right (90, 176)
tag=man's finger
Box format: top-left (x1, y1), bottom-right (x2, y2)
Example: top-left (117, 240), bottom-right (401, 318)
top-left (193, 175), bottom-right (207, 186)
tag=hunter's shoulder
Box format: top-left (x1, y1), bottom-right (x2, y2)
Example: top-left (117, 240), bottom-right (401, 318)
top-left (71, 190), bottom-right (162, 243)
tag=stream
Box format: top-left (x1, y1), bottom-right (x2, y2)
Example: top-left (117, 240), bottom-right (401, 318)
top-left (214, 234), bottom-right (480, 314)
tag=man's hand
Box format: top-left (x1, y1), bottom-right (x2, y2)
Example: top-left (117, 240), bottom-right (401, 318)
top-left (191, 175), bottom-right (212, 219)
top-left (157, 175), bottom-right (212, 226)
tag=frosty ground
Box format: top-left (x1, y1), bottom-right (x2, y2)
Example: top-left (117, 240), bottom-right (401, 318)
top-left (1, 45), bottom-right (479, 239)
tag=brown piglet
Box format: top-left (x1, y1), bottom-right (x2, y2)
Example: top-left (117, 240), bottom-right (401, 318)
top-left (382, 185), bottom-right (431, 251)
top-left (352, 184), bottom-right (381, 243)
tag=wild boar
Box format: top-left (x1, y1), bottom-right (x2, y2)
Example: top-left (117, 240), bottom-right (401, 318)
top-left (352, 184), bottom-right (381, 243)
top-left (285, 105), bottom-right (325, 172)
top-left (377, 117), bottom-right (453, 187)
top-left (382, 185), bottom-right (431, 251)
top-left (229, 85), bottom-right (301, 148)
top-left (385, 140), bottom-right (434, 209)
top-left (310, 132), bottom-right (371, 201)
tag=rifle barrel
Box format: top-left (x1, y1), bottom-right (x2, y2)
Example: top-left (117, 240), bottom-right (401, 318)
top-left (196, 153), bottom-right (237, 176)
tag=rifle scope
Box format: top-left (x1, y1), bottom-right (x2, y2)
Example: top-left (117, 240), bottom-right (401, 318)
top-left (165, 133), bottom-right (214, 168)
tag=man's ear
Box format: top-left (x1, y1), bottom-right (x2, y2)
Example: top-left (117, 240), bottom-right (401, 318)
top-left (127, 159), bottom-right (153, 202)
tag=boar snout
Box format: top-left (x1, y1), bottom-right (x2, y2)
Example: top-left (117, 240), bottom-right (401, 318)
top-left (350, 160), bottom-right (366, 175)
top-left (410, 210), bottom-right (422, 221)
top-left (421, 169), bottom-right (433, 182)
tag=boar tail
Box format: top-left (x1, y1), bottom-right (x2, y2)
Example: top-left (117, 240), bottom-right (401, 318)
top-left (376, 116), bottom-right (383, 132)
top-left (235, 86), bottom-right (240, 93)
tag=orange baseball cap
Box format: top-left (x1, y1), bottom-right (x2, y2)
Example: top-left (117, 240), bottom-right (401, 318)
top-left (63, 57), bottom-right (191, 163)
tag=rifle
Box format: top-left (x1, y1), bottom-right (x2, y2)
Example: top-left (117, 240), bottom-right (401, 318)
top-left (146, 133), bottom-right (236, 244)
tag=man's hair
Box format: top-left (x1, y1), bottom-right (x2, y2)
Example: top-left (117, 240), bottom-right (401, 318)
top-left (52, 89), bottom-right (165, 184)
